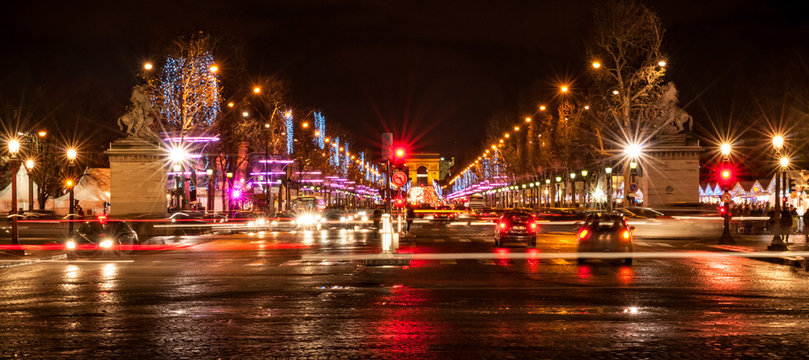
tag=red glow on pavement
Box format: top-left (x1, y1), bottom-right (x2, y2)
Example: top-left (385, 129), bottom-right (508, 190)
top-left (617, 266), bottom-right (635, 285)
top-left (0, 242), bottom-right (311, 252)
top-left (577, 265), bottom-right (591, 279)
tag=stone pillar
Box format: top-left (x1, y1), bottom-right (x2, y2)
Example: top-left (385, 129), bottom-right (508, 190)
top-left (641, 135), bottom-right (702, 208)
top-left (106, 137), bottom-right (167, 217)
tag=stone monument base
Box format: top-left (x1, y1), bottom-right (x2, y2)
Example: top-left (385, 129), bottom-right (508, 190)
top-left (106, 137), bottom-right (167, 217)
top-left (640, 134), bottom-right (702, 208)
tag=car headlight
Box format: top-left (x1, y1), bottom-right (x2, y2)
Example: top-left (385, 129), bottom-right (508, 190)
top-left (257, 218), bottom-right (266, 225)
top-left (297, 214), bottom-right (316, 225)
top-left (340, 216), bottom-right (347, 222)
top-left (99, 239), bottom-right (114, 249)
top-left (247, 221), bottom-right (255, 227)
top-left (271, 220), bottom-right (278, 226)
top-left (65, 239), bottom-right (76, 250)
top-left (320, 217), bottom-right (327, 223)
top-left (361, 216), bottom-right (368, 222)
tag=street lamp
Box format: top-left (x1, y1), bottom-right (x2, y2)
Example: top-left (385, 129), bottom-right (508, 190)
top-left (25, 160), bottom-right (34, 212)
top-left (581, 170), bottom-right (589, 207)
top-left (592, 61), bottom-right (601, 69)
top-left (769, 135), bottom-right (787, 250)
top-left (66, 148), bottom-right (78, 233)
top-left (720, 143), bottom-right (731, 157)
top-left (605, 167), bottom-right (613, 211)
top-left (7, 139), bottom-right (21, 248)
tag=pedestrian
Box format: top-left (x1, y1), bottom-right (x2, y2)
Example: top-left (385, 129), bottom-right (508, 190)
top-left (780, 207), bottom-right (793, 243)
top-left (795, 202), bottom-right (805, 234)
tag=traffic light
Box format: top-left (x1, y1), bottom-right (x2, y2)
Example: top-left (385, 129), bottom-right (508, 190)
top-left (717, 165), bottom-right (735, 190)
top-left (718, 205), bottom-right (727, 216)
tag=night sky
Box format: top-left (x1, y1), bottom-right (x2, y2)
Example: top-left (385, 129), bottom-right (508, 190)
top-left (3, 0), bottom-right (809, 168)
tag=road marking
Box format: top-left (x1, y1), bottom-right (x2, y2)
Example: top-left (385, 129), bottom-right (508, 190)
top-left (477, 259), bottom-right (495, 265)
top-left (440, 259), bottom-right (457, 265)
top-left (459, 238), bottom-right (472, 243)
top-left (657, 243), bottom-right (674, 247)
top-left (483, 239), bottom-right (495, 243)
top-left (434, 239), bottom-right (446, 243)
top-left (550, 259), bottom-right (569, 265)
top-left (279, 260), bottom-right (302, 266)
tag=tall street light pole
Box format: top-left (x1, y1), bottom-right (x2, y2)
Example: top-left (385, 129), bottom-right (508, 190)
top-left (769, 135), bottom-right (787, 251)
top-left (67, 148), bottom-right (77, 234)
top-left (8, 139), bottom-right (21, 249)
top-left (25, 160), bottom-right (34, 212)
top-left (605, 167), bottom-right (613, 212)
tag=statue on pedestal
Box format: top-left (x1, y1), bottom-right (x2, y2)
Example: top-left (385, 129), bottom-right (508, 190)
top-left (117, 85), bottom-right (159, 139)
top-left (650, 82), bottom-right (693, 135)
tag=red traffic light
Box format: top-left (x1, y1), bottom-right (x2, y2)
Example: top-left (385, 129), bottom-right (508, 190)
top-left (395, 148), bottom-right (406, 158)
top-left (721, 169), bottom-right (731, 179)
top-left (718, 206), bottom-right (726, 215)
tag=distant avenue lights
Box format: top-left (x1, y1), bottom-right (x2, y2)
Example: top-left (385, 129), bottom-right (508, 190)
top-left (592, 61), bottom-right (601, 69)
top-left (209, 64), bottom-right (219, 73)
top-left (658, 60), bottom-right (667, 67)
top-left (539, 105), bottom-right (546, 111)
top-left (227, 102), bottom-right (234, 108)
top-left (253, 86), bottom-right (261, 94)
top-left (612, 90), bottom-right (620, 95)
top-left (37, 130), bottom-right (47, 137)
top-left (302, 122), bottom-right (309, 128)
top-left (560, 85), bottom-right (569, 93)
top-left (242, 111), bottom-right (249, 117)
top-left (513, 126), bottom-right (520, 131)
top-left (525, 117), bottom-right (532, 122)
top-left (144, 62), bottom-right (153, 70)
top-left (284, 111), bottom-right (292, 118)
top-left (583, 105), bottom-right (590, 110)
top-left (264, 123), bottom-right (270, 128)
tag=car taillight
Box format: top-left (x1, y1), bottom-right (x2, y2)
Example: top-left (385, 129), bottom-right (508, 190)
top-left (578, 228), bottom-right (590, 240)
top-left (529, 222), bottom-right (538, 232)
top-left (498, 222), bottom-right (508, 231)
top-left (622, 229), bottom-right (631, 241)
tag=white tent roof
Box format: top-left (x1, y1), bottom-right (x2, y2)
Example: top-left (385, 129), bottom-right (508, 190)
top-left (53, 168), bottom-right (110, 205)
top-left (0, 167), bottom-right (39, 210)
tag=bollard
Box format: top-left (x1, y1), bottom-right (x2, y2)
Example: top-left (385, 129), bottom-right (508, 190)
top-left (380, 214), bottom-right (394, 254)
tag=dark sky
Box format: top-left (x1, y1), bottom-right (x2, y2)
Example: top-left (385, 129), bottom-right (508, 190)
top-left (3, 0), bottom-right (809, 166)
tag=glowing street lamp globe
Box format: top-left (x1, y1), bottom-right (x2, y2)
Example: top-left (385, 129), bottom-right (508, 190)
top-left (780, 157), bottom-right (789, 168)
top-left (66, 148), bottom-right (77, 161)
top-left (25, 160), bottom-right (34, 169)
top-left (624, 143), bottom-right (642, 159)
top-left (8, 139), bottom-right (20, 154)
top-left (772, 135), bottom-right (784, 150)
top-left (720, 143), bottom-right (731, 156)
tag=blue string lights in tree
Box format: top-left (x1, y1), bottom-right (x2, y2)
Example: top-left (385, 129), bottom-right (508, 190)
top-left (156, 51), bottom-right (221, 133)
top-left (313, 112), bottom-right (326, 149)
top-left (284, 111), bottom-right (294, 155)
top-left (331, 137), bottom-right (340, 167)
top-left (342, 142), bottom-right (349, 175)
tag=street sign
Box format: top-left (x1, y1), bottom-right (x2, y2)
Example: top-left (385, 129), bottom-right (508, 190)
top-left (391, 171), bottom-right (408, 187)
top-left (721, 192), bottom-right (731, 203)
top-left (628, 183), bottom-right (638, 194)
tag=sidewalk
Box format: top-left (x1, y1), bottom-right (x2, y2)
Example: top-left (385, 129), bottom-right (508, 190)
top-left (698, 234), bottom-right (809, 270)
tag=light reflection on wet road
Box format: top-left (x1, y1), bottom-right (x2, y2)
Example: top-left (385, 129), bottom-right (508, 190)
top-left (1, 224), bottom-right (809, 358)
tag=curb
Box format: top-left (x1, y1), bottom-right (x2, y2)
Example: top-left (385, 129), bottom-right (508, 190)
top-left (699, 244), bottom-right (808, 271)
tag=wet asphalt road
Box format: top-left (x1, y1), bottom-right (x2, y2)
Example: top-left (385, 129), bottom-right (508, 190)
top-left (2, 223), bottom-right (809, 359)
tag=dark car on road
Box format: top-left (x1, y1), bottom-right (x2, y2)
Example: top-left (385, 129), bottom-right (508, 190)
top-left (65, 220), bottom-right (139, 257)
top-left (576, 213), bottom-right (633, 264)
top-left (494, 211), bottom-right (538, 247)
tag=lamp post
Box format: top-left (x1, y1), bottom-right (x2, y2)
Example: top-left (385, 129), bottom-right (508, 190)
top-left (569, 172), bottom-right (577, 207)
top-left (605, 167), bottom-right (613, 211)
top-left (545, 178), bottom-right (551, 208)
top-left (629, 161), bottom-right (638, 206)
top-left (718, 143), bottom-right (735, 244)
top-left (581, 170), bottom-right (589, 208)
top-left (206, 168), bottom-right (214, 213)
top-left (25, 160), bottom-right (34, 212)
top-left (555, 176), bottom-right (562, 207)
top-left (768, 135), bottom-right (787, 250)
top-left (7, 140), bottom-right (21, 248)
top-left (66, 148), bottom-right (77, 234)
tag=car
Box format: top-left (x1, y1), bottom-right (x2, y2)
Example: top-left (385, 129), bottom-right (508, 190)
top-left (494, 211), bottom-right (538, 247)
top-left (576, 213), bottom-right (633, 265)
top-left (65, 220), bottom-right (139, 257)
